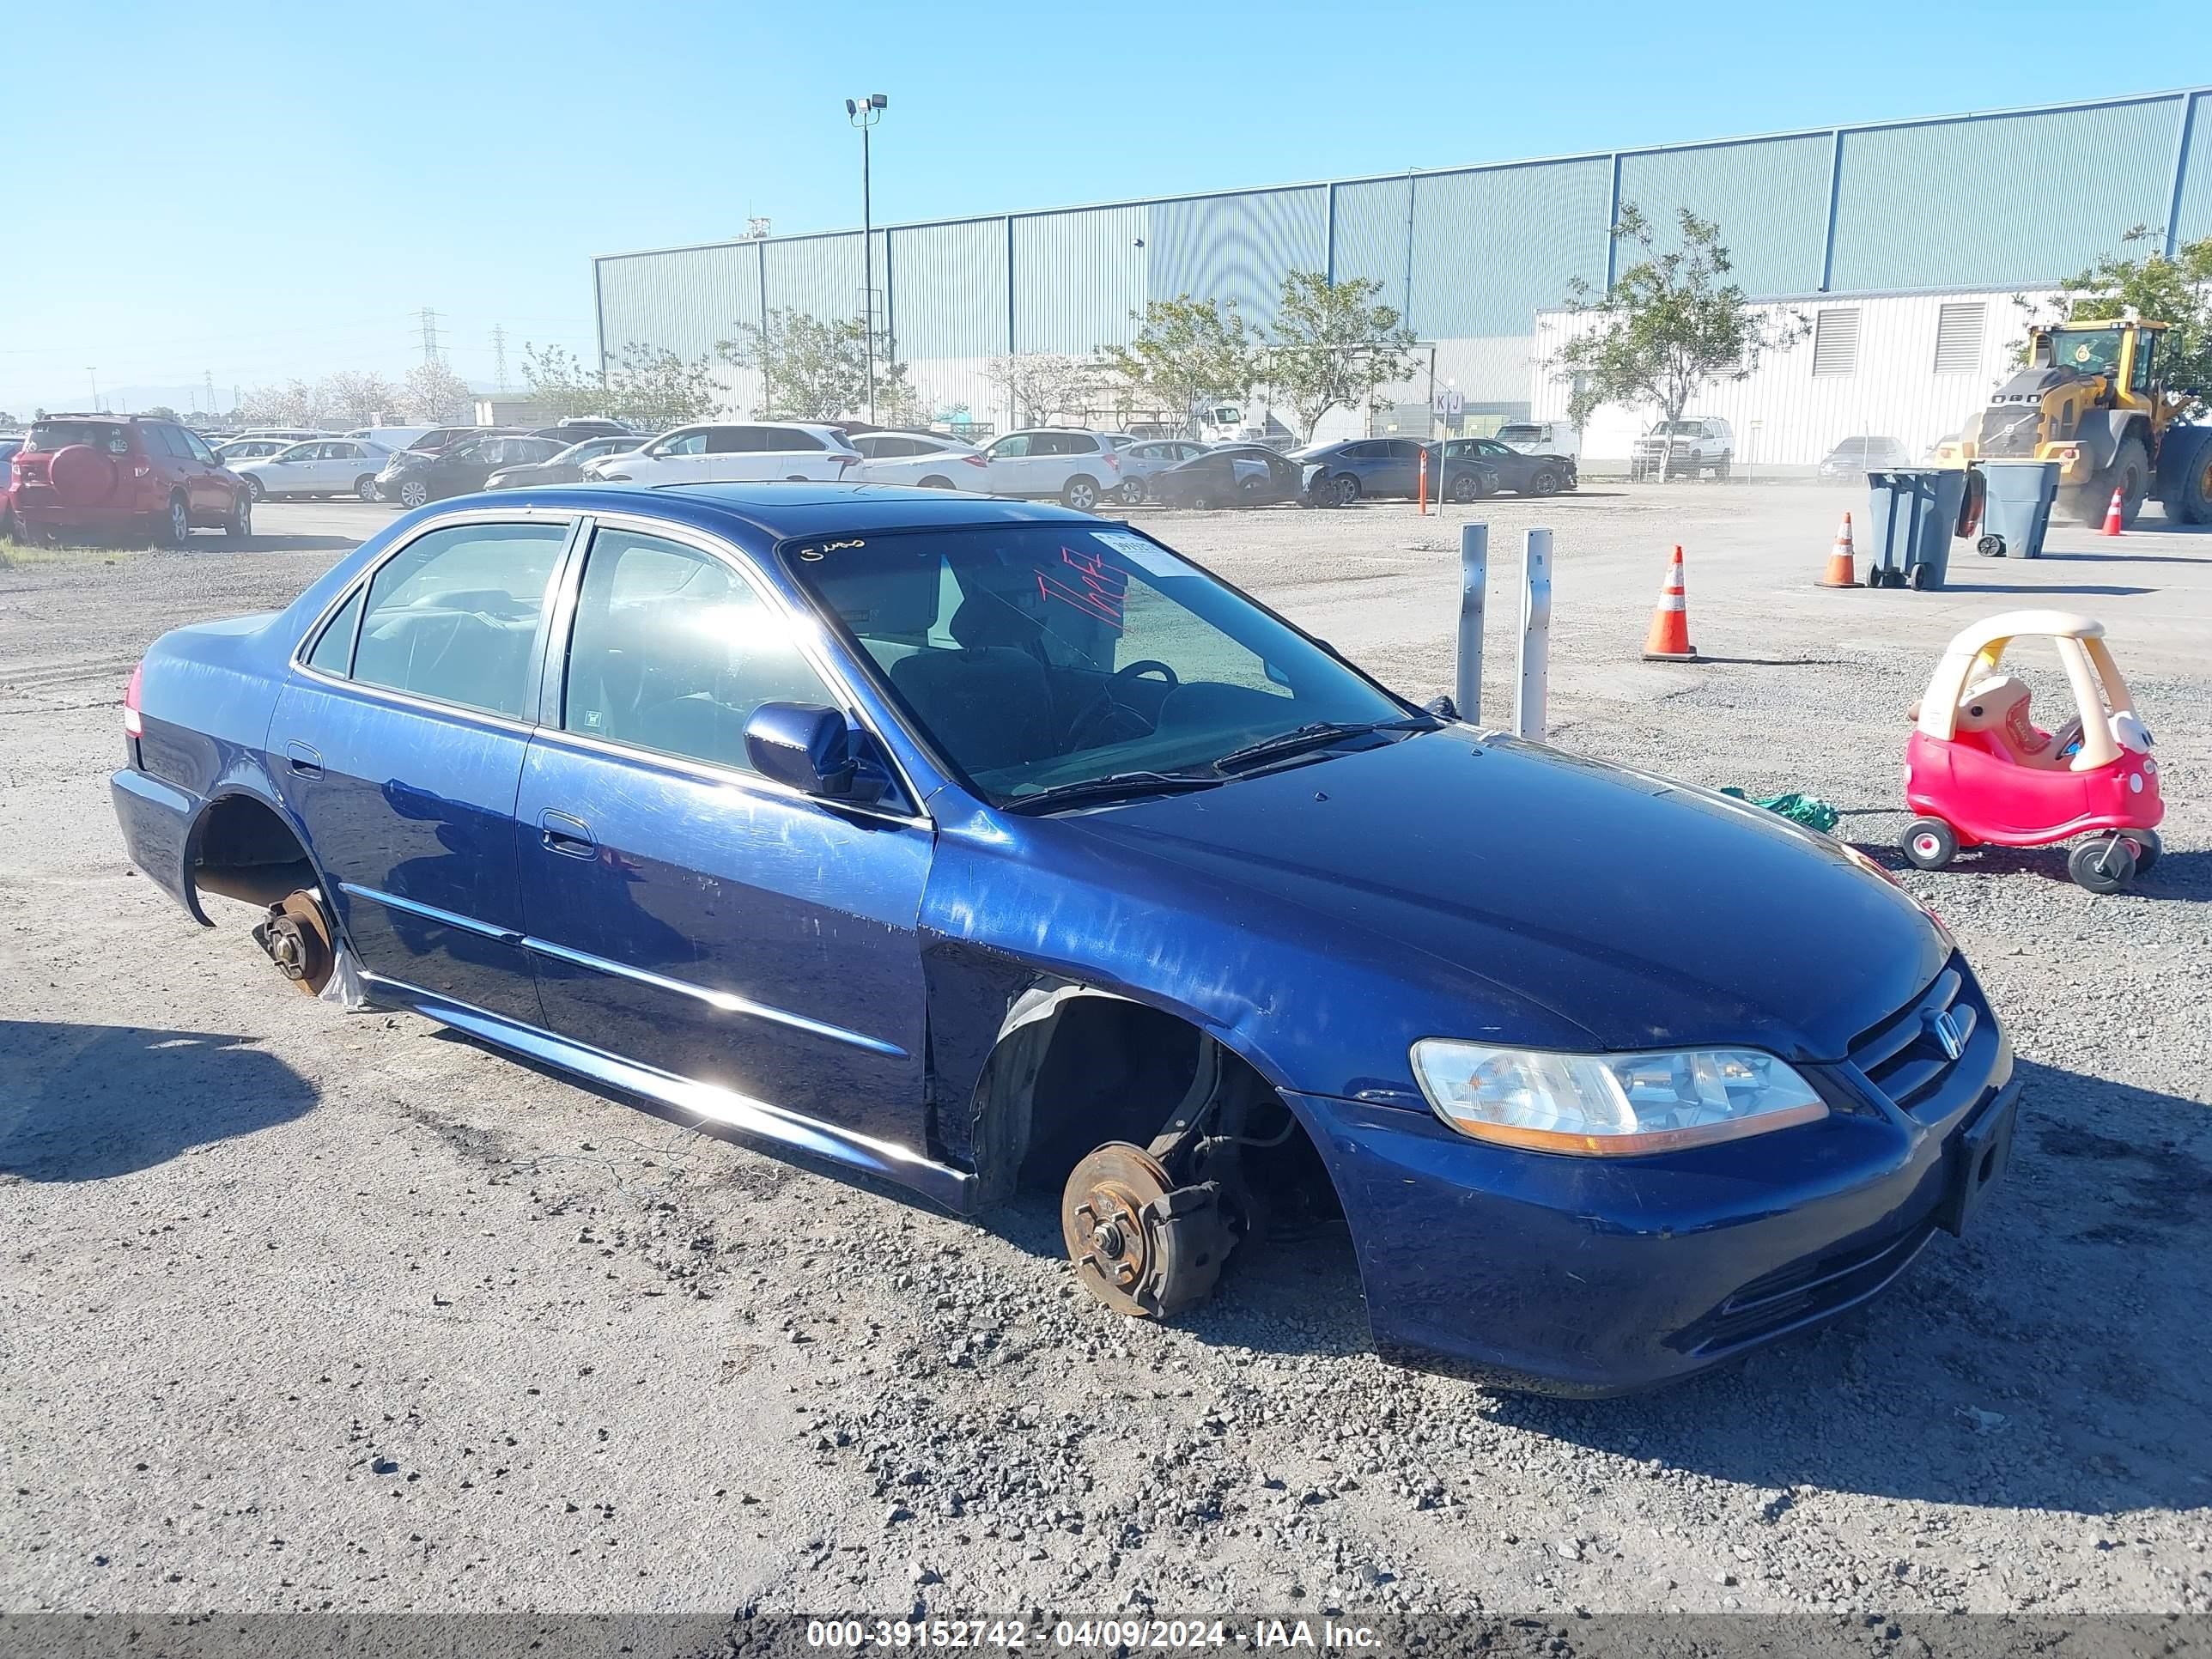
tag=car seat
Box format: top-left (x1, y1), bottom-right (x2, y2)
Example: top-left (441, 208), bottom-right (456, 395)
top-left (889, 591), bottom-right (1060, 774)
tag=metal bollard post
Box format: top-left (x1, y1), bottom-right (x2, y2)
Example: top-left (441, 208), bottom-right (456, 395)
top-left (1456, 524), bottom-right (1487, 723)
top-left (1515, 528), bottom-right (1552, 740)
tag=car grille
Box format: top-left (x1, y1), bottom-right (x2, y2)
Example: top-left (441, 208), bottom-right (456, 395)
top-left (1674, 1222), bottom-right (1935, 1357)
top-left (1847, 963), bottom-right (1980, 1117)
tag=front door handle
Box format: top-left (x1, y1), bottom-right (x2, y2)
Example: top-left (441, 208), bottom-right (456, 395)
top-left (538, 810), bottom-right (597, 859)
top-left (285, 740), bottom-right (323, 780)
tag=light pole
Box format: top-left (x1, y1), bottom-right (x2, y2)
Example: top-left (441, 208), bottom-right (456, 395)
top-left (845, 93), bottom-right (887, 422)
top-left (86, 367), bottom-right (100, 412)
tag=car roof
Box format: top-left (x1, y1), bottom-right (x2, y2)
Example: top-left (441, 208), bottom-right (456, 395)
top-left (457, 481), bottom-right (1096, 542)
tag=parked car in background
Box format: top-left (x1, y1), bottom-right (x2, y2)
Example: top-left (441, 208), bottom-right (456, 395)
top-left (1150, 445), bottom-right (1316, 509)
top-left (215, 437), bottom-right (295, 465)
top-left (981, 428), bottom-right (1123, 510)
top-left (0, 436), bottom-right (20, 538)
top-left (109, 485), bottom-right (2015, 1395)
top-left (848, 430), bottom-right (991, 490)
top-left (530, 418), bottom-right (635, 442)
top-left (585, 422), bottom-right (860, 487)
top-left (484, 433), bottom-right (650, 490)
top-left (1115, 439), bottom-right (1212, 505)
top-left (399, 426), bottom-right (496, 457)
top-left (7, 414), bottom-right (250, 544)
top-left (1819, 435), bottom-right (1912, 478)
top-left (236, 428), bottom-right (330, 445)
top-left (232, 438), bottom-right (394, 502)
top-left (375, 434), bottom-right (566, 507)
top-left (1631, 417), bottom-right (1735, 481)
top-left (1494, 421), bottom-right (1580, 459)
top-left (1293, 438), bottom-right (1436, 504)
top-left (1432, 436), bottom-right (1576, 497)
top-left (348, 426), bottom-right (440, 452)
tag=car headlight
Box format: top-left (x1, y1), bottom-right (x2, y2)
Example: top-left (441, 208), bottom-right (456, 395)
top-left (1410, 1041), bottom-right (1826, 1155)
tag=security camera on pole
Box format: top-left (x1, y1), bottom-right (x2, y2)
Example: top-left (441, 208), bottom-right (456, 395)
top-left (844, 93), bottom-right (889, 424)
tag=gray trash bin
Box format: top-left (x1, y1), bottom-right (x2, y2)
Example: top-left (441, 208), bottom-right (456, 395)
top-left (1866, 469), bottom-right (1967, 590)
top-left (1973, 459), bottom-right (2060, 559)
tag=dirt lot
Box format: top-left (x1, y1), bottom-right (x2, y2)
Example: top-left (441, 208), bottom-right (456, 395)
top-left (3, 484), bottom-right (2209, 1624)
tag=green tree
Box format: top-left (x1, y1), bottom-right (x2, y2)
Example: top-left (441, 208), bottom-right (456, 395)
top-left (143, 404), bottom-right (179, 422)
top-left (521, 342), bottom-right (611, 420)
top-left (1264, 271), bottom-right (1419, 443)
top-left (2030, 228), bottom-right (2212, 416)
top-left (718, 308), bottom-right (910, 422)
top-left (1098, 296), bottom-right (1261, 432)
top-left (605, 343), bottom-right (724, 429)
top-left (1553, 205), bottom-right (1803, 427)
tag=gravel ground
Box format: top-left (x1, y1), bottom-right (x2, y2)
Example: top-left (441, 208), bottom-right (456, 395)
top-left (2, 487), bottom-right (2209, 1626)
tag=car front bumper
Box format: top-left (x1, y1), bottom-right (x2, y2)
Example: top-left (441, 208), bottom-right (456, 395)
top-left (1290, 964), bottom-right (2016, 1395)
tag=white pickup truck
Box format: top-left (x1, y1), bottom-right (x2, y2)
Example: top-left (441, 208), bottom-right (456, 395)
top-left (1630, 416), bottom-right (1734, 482)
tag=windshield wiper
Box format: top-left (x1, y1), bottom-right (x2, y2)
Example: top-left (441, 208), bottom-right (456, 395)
top-left (1003, 770), bottom-right (1224, 815)
top-left (1209, 715), bottom-right (1439, 776)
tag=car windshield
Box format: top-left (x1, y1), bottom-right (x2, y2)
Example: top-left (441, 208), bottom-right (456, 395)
top-left (1496, 426), bottom-right (1540, 443)
top-left (786, 524), bottom-right (1409, 805)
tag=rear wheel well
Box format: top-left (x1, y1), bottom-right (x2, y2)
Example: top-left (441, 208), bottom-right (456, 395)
top-left (191, 793), bottom-right (316, 910)
top-left (969, 993), bottom-right (1340, 1228)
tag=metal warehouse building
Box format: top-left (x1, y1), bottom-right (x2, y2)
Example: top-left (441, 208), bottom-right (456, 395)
top-left (596, 87), bottom-right (2212, 466)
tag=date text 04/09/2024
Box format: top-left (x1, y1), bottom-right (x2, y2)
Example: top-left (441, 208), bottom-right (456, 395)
top-left (804, 1620), bottom-right (1384, 1650)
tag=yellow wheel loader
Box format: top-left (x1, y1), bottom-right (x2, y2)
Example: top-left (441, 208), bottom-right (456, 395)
top-left (1936, 315), bottom-right (2212, 528)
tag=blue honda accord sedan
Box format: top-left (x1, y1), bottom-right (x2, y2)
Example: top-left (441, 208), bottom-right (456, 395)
top-left (109, 483), bottom-right (2018, 1394)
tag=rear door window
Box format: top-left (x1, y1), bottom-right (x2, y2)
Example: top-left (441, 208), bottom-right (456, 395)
top-left (350, 522), bottom-right (571, 718)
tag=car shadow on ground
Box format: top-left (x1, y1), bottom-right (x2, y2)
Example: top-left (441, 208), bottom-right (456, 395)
top-left (1856, 838), bottom-right (2206, 900)
top-left (2037, 550), bottom-right (2211, 564)
top-left (0, 1019), bottom-right (317, 1181)
top-left (228, 534), bottom-right (362, 555)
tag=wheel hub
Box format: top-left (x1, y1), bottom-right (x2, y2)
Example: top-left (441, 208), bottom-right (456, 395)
top-left (252, 890), bottom-right (335, 995)
top-left (1060, 1141), bottom-right (1235, 1319)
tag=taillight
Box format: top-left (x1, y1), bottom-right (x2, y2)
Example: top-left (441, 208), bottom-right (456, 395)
top-left (124, 663), bottom-right (143, 739)
top-left (962, 453), bottom-right (988, 468)
top-left (1103, 451), bottom-right (1121, 471)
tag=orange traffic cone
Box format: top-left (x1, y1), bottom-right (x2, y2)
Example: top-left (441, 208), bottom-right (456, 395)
top-left (2100, 485), bottom-right (2124, 537)
top-left (1642, 546), bottom-right (1698, 662)
top-left (1818, 512), bottom-right (1858, 587)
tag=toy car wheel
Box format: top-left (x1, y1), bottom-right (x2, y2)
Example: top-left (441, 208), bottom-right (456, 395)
top-left (2067, 836), bottom-right (2137, 895)
top-left (1900, 818), bottom-right (1958, 871)
top-left (2124, 830), bottom-right (2160, 875)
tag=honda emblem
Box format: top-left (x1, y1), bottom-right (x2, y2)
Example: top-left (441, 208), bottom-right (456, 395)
top-left (1925, 1008), bottom-right (1965, 1062)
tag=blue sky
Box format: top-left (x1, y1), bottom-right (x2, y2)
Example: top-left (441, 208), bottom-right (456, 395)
top-left (7, 0), bottom-right (2208, 416)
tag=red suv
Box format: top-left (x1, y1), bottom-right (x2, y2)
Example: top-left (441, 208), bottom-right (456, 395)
top-left (6, 415), bottom-right (251, 546)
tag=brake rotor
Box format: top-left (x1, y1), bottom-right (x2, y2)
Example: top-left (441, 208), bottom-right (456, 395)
top-left (258, 890), bottom-right (335, 996)
top-left (1061, 1140), bottom-right (1235, 1319)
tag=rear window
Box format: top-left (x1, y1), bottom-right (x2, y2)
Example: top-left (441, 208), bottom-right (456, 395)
top-left (1496, 426), bottom-right (1541, 443)
top-left (28, 422), bottom-right (131, 454)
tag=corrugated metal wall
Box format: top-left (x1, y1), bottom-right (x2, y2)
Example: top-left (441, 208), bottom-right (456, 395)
top-left (1409, 160), bottom-right (1611, 337)
top-left (1829, 99), bottom-right (2180, 290)
top-left (1616, 136), bottom-right (1832, 295)
top-left (595, 88), bottom-right (2209, 428)
top-left (596, 242), bottom-right (762, 361)
top-left (1146, 188), bottom-right (1328, 327)
top-left (1328, 176), bottom-right (1415, 312)
top-left (2175, 91), bottom-right (2212, 245)
top-left (888, 219), bottom-right (1007, 360)
top-left (1012, 205), bottom-right (1148, 355)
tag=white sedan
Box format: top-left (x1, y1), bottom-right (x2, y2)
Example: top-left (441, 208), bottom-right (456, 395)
top-left (848, 429), bottom-right (992, 490)
top-left (228, 438), bottom-right (394, 501)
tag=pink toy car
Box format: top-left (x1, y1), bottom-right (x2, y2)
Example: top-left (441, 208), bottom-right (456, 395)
top-left (1901, 611), bottom-right (2164, 894)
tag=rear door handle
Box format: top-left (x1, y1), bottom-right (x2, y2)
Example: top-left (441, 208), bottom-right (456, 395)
top-left (284, 741), bottom-right (323, 780)
top-left (538, 810), bottom-right (597, 859)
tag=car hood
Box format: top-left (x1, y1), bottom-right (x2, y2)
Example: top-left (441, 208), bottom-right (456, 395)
top-left (1054, 730), bottom-right (1947, 1061)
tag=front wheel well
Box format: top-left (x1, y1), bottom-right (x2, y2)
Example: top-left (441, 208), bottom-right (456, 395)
top-left (967, 992), bottom-right (1341, 1228)
top-left (191, 793), bottom-right (317, 911)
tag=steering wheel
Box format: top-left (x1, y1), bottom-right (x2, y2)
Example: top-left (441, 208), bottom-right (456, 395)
top-left (1065, 660), bottom-right (1180, 751)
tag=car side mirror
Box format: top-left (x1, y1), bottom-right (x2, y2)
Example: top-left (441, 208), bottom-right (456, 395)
top-left (744, 702), bottom-right (888, 805)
